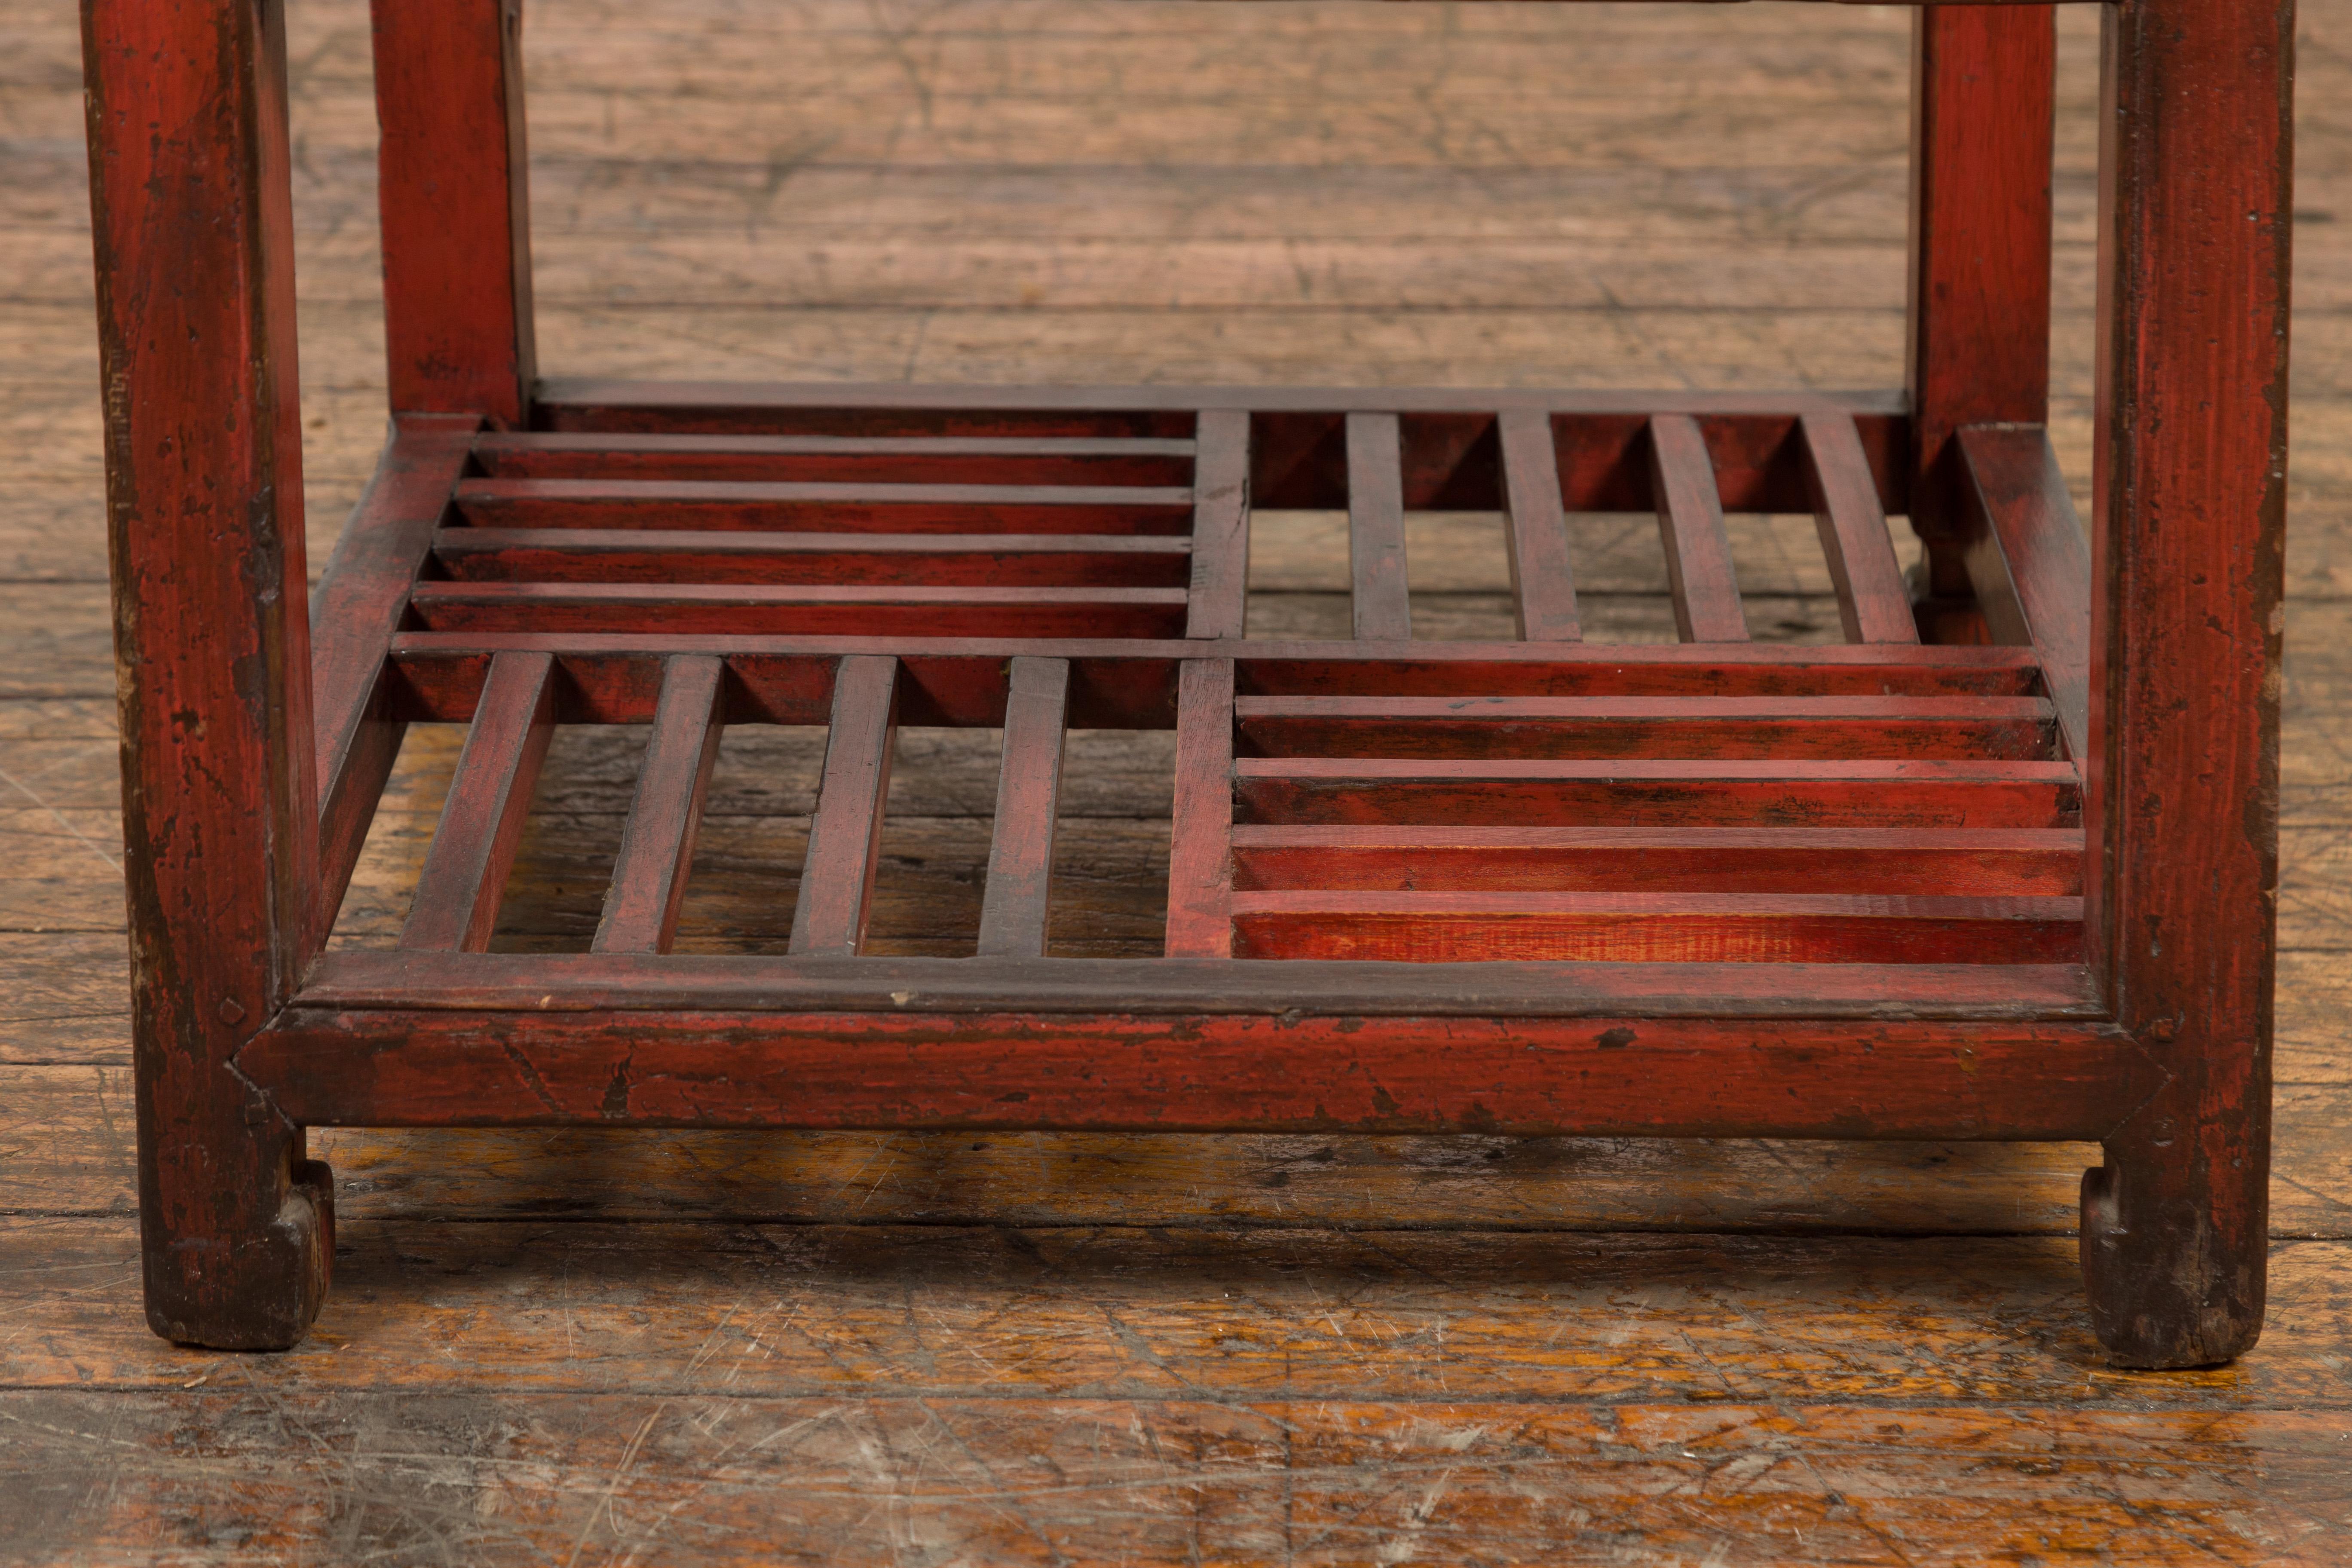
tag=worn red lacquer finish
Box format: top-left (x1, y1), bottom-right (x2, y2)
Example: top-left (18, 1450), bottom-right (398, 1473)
top-left (82, 0), bottom-right (2286, 1368)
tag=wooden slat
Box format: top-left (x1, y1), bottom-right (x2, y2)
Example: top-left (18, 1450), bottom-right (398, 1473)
top-left (1497, 408), bottom-right (1581, 641)
top-left (431, 529), bottom-right (1192, 587)
top-left (452, 478), bottom-right (1193, 534)
top-left (1647, 415), bottom-right (1749, 642)
top-left (1229, 825), bottom-right (2083, 896)
top-left (1236, 757), bottom-right (2080, 829)
top-left (291, 947), bottom-right (2110, 1022)
top-left (1164, 658), bottom-right (1237, 957)
top-left (1184, 410), bottom-right (1252, 638)
top-left (311, 415), bottom-right (478, 934)
top-left (251, 992), bottom-right (2140, 1140)
top-left (399, 651), bottom-right (556, 952)
top-left (591, 655), bottom-right (727, 956)
top-left (1802, 411), bottom-right (1921, 644)
top-left (787, 655), bottom-right (900, 957)
top-left (472, 432), bottom-right (1197, 487)
top-left (407, 582), bottom-right (1191, 639)
top-left (1345, 413), bottom-right (1412, 641)
top-left (1233, 695), bottom-right (2057, 760)
top-left (1954, 426), bottom-right (2091, 761)
top-left (1228, 891), bottom-right (2085, 965)
top-left (976, 657), bottom-right (1072, 958)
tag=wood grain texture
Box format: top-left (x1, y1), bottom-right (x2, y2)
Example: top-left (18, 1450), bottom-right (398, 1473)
top-left (1956, 424), bottom-right (2093, 761)
top-left (592, 654), bottom-right (726, 954)
top-left (1344, 412), bottom-right (1412, 641)
top-left (1802, 410), bottom-right (1921, 644)
top-left (1163, 658), bottom-right (1236, 956)
top-left (1498, 407), bottom-right (1581, 640)
top-left (976, 655), bottom-right (1070, 956)
top-left (2079, 0), bottom-right (2292, 1368)
top-left (309, 416), bottom-right (477, 936)
top-left (1905, 4), bottom-right (2055, 560)
top-left (787, 655), bottom-right (900, 956)
top-left (81, 0), bottom-right (330, 1351)
top-left (398, 651), bottom-right (556, 952)
top-left (33, 0), bottom-right (2351, 1548)
top-left (1185, 408), bottom-right (1251, 637)
top-left (370, 0), bottom-right (534, 421)
top-left (1648, 414), bottom-right (1749, 642)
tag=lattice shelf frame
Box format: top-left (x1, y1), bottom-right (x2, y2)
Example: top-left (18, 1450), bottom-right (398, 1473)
top-left (80, 0), bottom-right (2289, 1372)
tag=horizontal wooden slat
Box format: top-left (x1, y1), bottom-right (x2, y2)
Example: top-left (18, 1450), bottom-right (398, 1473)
top-left (1228, 825), bottom-right (2084, 895)
top-left (530, 383), bottom-right (1916, 514)
top-left (473, 432), bottom-right (1196, 487)
top-left (1234, 695), bottom-right (2057, 759)
top-left (1228, 891), bottom-right (2083, 964)
top-left (431, 529), bottom-right (1191, 586)
top-left (408, 582), bottom-right (1191, 638)
top-left (452, 478), bottom-right (1194, 534)
top-left (1955, 425), bottom-right (2092, 762)
top-left (247, 983), bottom-right (2140, 1139)
top-left (379, 640), bottom-right (2055, 728)
top-left (1236, 757), bottom-right (2081, 828)
top-left (286, 949), bottom-right (2110, 1020)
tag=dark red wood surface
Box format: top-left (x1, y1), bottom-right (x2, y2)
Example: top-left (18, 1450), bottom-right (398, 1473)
top-left (975, 656), bottom-right (1071, 958)
top-left (591, 655), bottom-right (727, 955)
top-left (78, 0), bottom-right (2286, 1377)
top-left (371, 0), bottom-right (534, 423)
top-left (398, 651), bottom-right (556, 953)
top-left (239, 1000), bottom-right (2144, 1141)
top-left (787, 655), bottom-right (901, 956)
top-left (1647, 415), bottom-right (1748, 643)
top-left (1905, 3), bottom-right (2054, 570)
top-left (2080, 0), bottom-right (2291, 1367)
top-left (1955, 425), bottom-right (2092, 762)
top-left (1498, 408), bottom-right (1581, 641)
top-left (83, 0), bottom-right (331, 1350)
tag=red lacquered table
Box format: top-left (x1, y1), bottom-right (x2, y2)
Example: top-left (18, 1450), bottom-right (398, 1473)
top-left (80, 0), bottom-right (2290, 1365)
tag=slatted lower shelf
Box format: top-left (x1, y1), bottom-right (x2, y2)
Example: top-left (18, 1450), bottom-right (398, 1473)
top-left (315, 383), bottom-right (2094, 1004)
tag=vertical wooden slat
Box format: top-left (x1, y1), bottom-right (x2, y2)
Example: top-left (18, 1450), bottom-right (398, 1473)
top-left (2078, 0), bottom-right (2290, 1368)
top-left (789, 655), bottom-right (900, 957)
top-left (1954, 426), bottom-right (2091, 763)
top-left (1907, 6), bottom-right (2056, 563)
top-left (1185, 410), bottom-right (1251, 639)
top-left (1164, 658), bottom-right (1237, 957)
top-left (1647, 415), bottom-right (1748, 643)
top-left (976, 657), bottom-right (1071, 957)
top-left (400, 651), bottom-right (556, 953)
top-left (1346, 412), bottom-right (1412, 641)
top-left (592, 655), bottom-right (728, 955)
top-left (371, 0), bottom-right (535, 423)
top-left (83, 0), bottom-right (329, 1348)
top-left (1802, 412), bottom-right (1921, 645)
top-left (1498, 409), bottom-right (1580, 641)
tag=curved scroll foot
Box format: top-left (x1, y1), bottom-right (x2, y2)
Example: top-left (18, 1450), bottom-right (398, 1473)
top-left (144, 1156), bottom-right (335, 1351)
top-left (2080, 1159), bottom-right (2263, 1369)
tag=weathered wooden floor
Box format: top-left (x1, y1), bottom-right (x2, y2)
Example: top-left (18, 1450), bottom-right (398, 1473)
top-left (4, 0), bottom-right (2351, 1561)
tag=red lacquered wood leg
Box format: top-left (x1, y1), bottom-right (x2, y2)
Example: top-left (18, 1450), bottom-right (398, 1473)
top-left (83, 0), bottom-right (331, 1347)
top-left (2079, 0), bottom-right (2291, 1369)
top-left (1905, 4), bottom-right (2054, 639)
